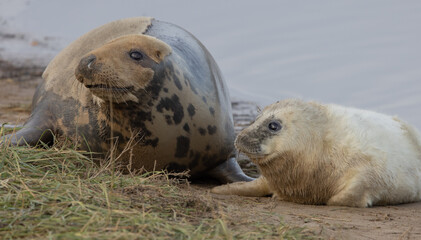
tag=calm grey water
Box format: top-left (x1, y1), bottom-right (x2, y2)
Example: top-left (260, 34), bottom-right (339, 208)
top-left (1, 0), bottom-right (421, 128)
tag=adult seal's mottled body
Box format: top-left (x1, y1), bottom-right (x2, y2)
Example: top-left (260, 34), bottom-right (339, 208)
top-left (3, 17), bottom-right (252, 182)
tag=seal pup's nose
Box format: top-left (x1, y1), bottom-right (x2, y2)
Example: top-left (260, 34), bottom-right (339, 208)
top-left (75, 54), bottom-right (97, 83)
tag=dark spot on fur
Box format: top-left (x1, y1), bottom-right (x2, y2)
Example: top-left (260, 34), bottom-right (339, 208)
top-left (137, 111), bottom-right (153, 123)
top-left (175, 136), bottom-right (190, 158)
top-left (202, 154), bottom-right (218, 167)
top-left (184, 79), bottom-right (189, 86)
top-left (173, 74), bottom-right (183, 90)
top-left (165, 115), bottom-right (173, 125)
top-left (166, 61), bottom-right (175, 76)
top-left (189, 152), bottom-right (201, 169)
top-left (163, 88), bottom-right (168, 93)
top-left (144, 64), bottom-right (165, 100)
top-left (128, 64), bottom-right (166, 144)
top-left (194, 152), bottom-right (201, 163)
top-left (166, 162), bottom-right (188, 172)
top-left (129, 108), bottom-right (154, 139)
top-left (202, 96), bottom-right (207, 104)
top-left (198, 127), bottom-right (206, 136)
top-left (186, 76), bottom-right (198, 94)
top-left (209, 107), bottom-right (215, 116)
top-left (207, 125), bottom-right (217, 135)
top-left (111, 131), bottom-right (126, 142)
top-left (188, 159), bottom-right (199, 169)
top-left (105, 103), bottom-right (158, 152)
top-left (144, 138), bottom-right (159, 148)
top-left (183, 123), bottom-right (190, 133)
top-left (187, 104), bottom-right (195, 118)
top-left (156, 94), bottom-right (184, 125)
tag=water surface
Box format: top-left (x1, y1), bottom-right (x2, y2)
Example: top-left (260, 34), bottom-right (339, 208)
top-left (1, 0), bottom-right (421, 128)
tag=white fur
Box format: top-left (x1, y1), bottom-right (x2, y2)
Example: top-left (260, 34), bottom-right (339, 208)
top-left (212, 100), bottom-right (421, 207)
top-left (324, 104), bottom-right (421, 206)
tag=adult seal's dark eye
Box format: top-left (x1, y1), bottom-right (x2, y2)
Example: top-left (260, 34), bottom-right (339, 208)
top-left (268, 121), bottom-right (282, 132)
top-left (129, 51), bottom-right (143, 61)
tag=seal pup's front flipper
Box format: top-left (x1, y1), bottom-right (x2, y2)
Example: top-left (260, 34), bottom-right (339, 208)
top-left (211, 176), bottom-right (271, 196)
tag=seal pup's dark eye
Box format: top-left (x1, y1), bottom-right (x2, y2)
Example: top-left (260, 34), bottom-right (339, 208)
top-left (129, 51), bottom-right (143, 61)
top-left (268, 121), bottom-right (282, 132)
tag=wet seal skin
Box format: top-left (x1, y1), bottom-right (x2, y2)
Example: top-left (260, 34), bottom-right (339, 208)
top-left (212, 99), bottom-right (421, 207)
top-left (2, 17), bottom-right (253, 183)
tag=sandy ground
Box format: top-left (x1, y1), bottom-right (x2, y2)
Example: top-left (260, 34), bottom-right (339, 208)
top-left (0, 59), bottom-right (44, 125)
top-left (1, 62), bottom-right (421, 240)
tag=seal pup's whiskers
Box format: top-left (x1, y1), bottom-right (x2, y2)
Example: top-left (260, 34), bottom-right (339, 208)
top-left (213, 99), bottom-right (421, 207)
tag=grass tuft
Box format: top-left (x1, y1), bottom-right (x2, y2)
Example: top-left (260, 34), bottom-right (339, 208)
top-left (1, 126), bottom-right (314, 239)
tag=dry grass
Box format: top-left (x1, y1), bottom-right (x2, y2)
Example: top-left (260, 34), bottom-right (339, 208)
top-left (0, 126), bottom-right (314, 239)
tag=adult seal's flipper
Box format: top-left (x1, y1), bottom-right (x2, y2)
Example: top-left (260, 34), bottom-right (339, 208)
top-left (1, 123), bottom-right (53, 146)
top-left (206, 157), bottom-right (255, 183)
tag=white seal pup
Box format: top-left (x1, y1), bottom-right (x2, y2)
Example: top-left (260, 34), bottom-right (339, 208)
top-left (212, 99), bottom-right (421, 207)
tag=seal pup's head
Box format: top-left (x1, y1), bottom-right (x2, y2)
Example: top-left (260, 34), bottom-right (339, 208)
top-left (235, 99), bottom-right (328, 165)
top-left (75, 34), bottom-right (171, 104)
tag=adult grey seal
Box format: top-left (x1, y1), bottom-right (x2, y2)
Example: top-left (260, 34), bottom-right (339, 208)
top-left (2, 17), bottom-right (253, 183)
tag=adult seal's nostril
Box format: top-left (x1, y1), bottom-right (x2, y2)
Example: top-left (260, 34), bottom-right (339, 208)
top-left (80, 54), bottom-right (96, 70)
top-left (86, 55), bottom-right (96, 69)
top-left (80, 54), bottom-right (96, 69)
top-left (75, 54), bottom-right (97, 83)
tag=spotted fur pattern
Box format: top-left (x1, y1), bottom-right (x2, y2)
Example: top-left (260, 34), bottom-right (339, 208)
top-left (3, 17), bottom-right (250, 182)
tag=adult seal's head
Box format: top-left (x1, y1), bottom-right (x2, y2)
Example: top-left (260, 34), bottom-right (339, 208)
top-left (75, 35), bottom-right (171, 104)
top-left (2, 17), bottom-right (253, 184)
